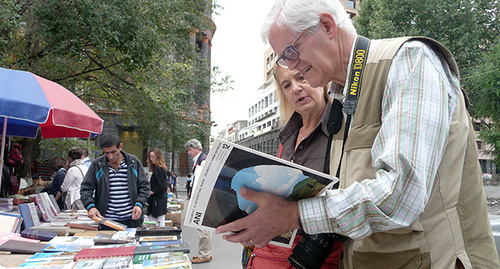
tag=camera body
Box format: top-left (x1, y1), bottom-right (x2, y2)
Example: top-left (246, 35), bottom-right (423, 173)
top-left (288, 233), bottom-right (347, 269)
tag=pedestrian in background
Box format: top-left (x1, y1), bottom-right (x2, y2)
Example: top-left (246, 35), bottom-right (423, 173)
top-left (56, 149), bottom-right (87, 210)
top-left (41, 157), bottom-right (66, 210)
top-left (147, 148), bottom-right (169, 227)
top-left (185, 139), bottom-right (212, 264)
top-left (80, 133), bottom-right (150, 229)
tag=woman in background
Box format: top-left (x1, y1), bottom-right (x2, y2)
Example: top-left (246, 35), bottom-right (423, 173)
top-left (41, 157), bottom-right (66, 209)
top-left (57, 149), bottom-right (88, 210)
top-left (147, 148), bottom-right (169, 227)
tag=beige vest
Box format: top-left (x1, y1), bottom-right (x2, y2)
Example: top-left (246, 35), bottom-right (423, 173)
top-left (335, 37), bottom-right (499, 269)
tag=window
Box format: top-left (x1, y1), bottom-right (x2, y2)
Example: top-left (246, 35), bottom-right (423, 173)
top-left (346, 0), bottom-right (355, 9)
top-left (476, 141), bottom-right (482, 150)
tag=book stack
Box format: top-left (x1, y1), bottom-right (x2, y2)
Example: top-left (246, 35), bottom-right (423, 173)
top-left (0, 197), bottom-right (14, 211)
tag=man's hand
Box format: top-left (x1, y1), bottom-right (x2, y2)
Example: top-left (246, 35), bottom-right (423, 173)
top-left (132, 206), bottom-right (142, 220)
top-left (87, 207), bottom-right (102, 219)
top-left (215, 187), bottom-right (300, 248)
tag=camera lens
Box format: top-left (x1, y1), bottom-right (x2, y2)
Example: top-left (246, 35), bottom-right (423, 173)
top-left (288, 233), bottom-right (337, 269)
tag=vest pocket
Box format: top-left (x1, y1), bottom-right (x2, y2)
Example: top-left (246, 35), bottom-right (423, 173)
top-left (352, 249), bottom-right (430, 269)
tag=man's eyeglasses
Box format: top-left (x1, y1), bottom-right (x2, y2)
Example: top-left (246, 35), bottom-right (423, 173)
top-left (276, 29), bottom-right (308, 68)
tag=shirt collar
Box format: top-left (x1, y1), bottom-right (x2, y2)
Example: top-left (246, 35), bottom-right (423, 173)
top-left (192, 151), bottom-right (202, 165)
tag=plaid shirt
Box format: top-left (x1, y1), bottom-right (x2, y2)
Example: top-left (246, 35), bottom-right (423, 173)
top-left (298, 38), bottom-right (461, 240)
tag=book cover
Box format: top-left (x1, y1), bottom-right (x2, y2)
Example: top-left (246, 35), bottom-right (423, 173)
top-left (184, 138), bottom-right (338, 248)
top-left (72, 258), bottom-right (107, 269)
top-left (0, 213), bottom-right (22, 234)
top-left (40, 192), bottom-right (58, 218)
top-left (140, 240), bottom-right (184, 246)
top-left (73, 245), bottom-right (136, 261)
top-left (133, 252), bottom-right (188, 265)
top-left (48, 194), bottom-right (61, 214)
top-left (0, 232), bottom-right (40, 245)
top-left (18, 204), bottom-right (34, 229)
top-left (93, 233), bottom-right (134, 245)
top-left (25, 251), bottom-right (78, 262)
top-left (21, 227), bottom-right (58, 241)
top-left (133, 243), bottom-right (190, 255)
top-left (136, 226), bottom-right (182, 236)
top-left (19, 203), bottom-right (41, 229)
top-left (0, 239), bottom-right (47, 254)
top-left (64, 222), bottom-right (98, 231)
top-left (142, 261), bottom-right (191, 269)
top-left (102, 256), bottom-right (133, 269)
top-left (42, 243), bottom-right (83, 252)
top-left (30, 225), bottom-right (69, 236)
top-left (138, 235), bottom-right (179, 242)
top-left (19, 258), bottom-right (74, 267)
top-left (33, 195), bottom-right (52, 222)
top-left (48, 236), bottom-right (95, 248)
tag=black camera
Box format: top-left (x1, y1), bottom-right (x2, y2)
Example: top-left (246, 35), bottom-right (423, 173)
top-left (288, 233), bottom-right (347, 269)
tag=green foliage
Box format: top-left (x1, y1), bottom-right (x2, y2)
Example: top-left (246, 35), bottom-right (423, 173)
top-left (39, 138), bottom-right (98, 161)
top-left (469, 38), bottom-right (500, 167)
top-left (0, 0), bottom-right (225, 155)
top-left (355, 0), bottom-right (500, 166)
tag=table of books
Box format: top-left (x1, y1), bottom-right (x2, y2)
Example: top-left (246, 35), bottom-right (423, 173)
top-left (0, 193), bottom-right (188, 268)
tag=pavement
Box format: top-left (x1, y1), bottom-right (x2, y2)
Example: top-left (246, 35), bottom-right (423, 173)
top-left (176, 189), bottom-right (243, 269)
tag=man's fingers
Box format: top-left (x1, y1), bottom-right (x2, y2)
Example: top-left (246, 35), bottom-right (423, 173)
top-left (216, 217), bottom-right (246, 234)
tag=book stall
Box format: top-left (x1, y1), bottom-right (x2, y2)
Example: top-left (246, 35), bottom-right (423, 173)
top-left (0, 192), bottom-right (189, 269)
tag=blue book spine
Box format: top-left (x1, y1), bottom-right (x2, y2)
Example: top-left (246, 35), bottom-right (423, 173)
top-left (19, 203), bottom-right (34, 229)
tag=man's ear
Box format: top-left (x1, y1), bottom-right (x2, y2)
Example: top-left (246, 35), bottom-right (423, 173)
top-left (319, 12), bottom-right (337, 40)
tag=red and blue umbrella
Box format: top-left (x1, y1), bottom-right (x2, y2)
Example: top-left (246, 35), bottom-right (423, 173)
top-left (0, 67), bottom-right (104, 185)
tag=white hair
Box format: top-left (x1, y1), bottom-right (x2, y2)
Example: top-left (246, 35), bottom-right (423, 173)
top-left (261, 0), bottom-right (357, 43)
top-left (184, 139), bottom-right (202, 150)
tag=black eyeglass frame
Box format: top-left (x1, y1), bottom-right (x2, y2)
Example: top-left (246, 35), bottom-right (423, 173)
top-left (275, 28), bottom-right (309, 68)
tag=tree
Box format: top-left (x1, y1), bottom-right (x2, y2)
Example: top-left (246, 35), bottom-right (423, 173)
top-left (468, 38), bottom-right (500, 167)
top-left (355, 0), bottom-right (500, 165)
top-left (0, 0), bottom-right (226, 156)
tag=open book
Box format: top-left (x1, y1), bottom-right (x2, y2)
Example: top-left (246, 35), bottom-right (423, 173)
top-left (184, 139), bottom-right (338, 248)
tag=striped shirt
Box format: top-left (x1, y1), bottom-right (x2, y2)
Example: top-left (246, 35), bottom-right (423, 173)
top-left (298, 38), bottom-right (461, 240)
top-left (105, 158), bottom-right (134, 220)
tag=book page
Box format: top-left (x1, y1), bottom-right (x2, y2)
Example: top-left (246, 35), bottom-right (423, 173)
top-left (184, 139), bottom-right (338, 248)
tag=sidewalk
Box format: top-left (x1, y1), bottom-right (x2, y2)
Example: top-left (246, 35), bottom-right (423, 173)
top-left (177, 190), bottom-right (243, 268)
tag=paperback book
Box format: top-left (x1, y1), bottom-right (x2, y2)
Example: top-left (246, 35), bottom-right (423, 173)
top-left (21, 227), bottom-right (58, 241)
top-left (133, 242), bottom-right (190, 255)
top-left (73, 245), bottom-right (136, 261)
top-left (136, 226), bottom-right (182, 236)
top-left (48, 236), bottom-right (95, 248)
top-left (133, 252), bottom-right (189, 265)
top-left (25, 251), bottom-right (78, 262)
top-left (18, 202), bottom-right (41, 229)
top-left (138, 235), bottom-right (179, 242)
top-left (184, 138), bottom-right (338, 248)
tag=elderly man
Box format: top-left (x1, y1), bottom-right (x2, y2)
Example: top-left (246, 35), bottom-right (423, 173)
top-left (216, 0), bottom-right (499, 268)
top-left (185, 139), bottom-right (212, 264)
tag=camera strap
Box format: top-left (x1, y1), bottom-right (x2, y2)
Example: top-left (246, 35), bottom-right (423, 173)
top-left (333, 35), bottom-right (371, 178)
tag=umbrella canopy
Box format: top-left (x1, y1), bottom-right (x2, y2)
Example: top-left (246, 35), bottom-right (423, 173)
top-left (0, 67), bottom-right (103, 138)
top-left (0, 67), bottom-right (104, 190)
